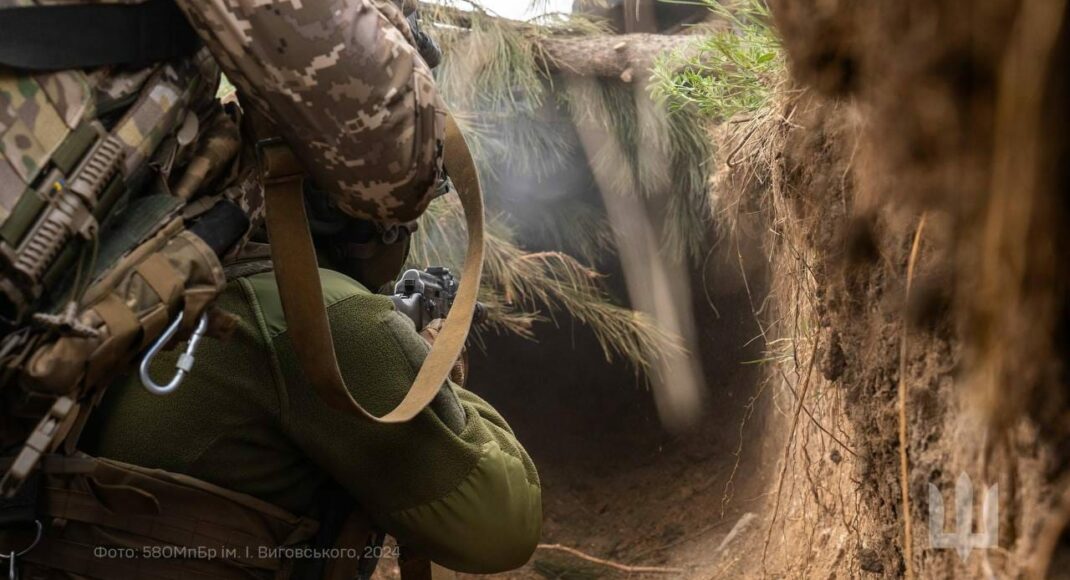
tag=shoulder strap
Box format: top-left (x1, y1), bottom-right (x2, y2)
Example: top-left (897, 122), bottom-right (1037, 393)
top-left (0, 0), bottom-right (200, 71)
top-left (260, 113), bottom-right (484, 423)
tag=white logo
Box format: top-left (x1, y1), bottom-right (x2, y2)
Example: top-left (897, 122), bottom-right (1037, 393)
top-left (928, 472), bottom-right (999, 561)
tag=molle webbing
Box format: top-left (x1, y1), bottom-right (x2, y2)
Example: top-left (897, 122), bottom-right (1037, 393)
top-left (0, 59), bottom-right (207, 324)
top-left (0, 0), bottom-right (201, 71)
top-left (18, 456), bottom-right (319, 580)
top-left (0, 220), bottom-right (228, 497)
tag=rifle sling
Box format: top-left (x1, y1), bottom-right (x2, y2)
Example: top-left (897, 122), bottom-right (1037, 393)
top-left (261, 113), bottom-right (485, 423)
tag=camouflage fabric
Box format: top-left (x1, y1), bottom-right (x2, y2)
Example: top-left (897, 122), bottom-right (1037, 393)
top-left (0, 69), bottom-right (90, 220)
top-left (174, 0), bottom-right (446, 224)
top-left (0, 54), bottom-right (219, 324)
top-left (25, 219), bottom-right (226, 394)
top-left (112, 59), bottom-right (213, 179)
top-left (0, 56), bottom-right (211, 222)
top-left (0, 7), bottom-right (247, 499)
top-left (174, 109), bottom-right (241, 200)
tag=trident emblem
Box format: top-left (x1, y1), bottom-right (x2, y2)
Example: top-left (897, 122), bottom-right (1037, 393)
top-left (928, 472), bottom-right (999, 561)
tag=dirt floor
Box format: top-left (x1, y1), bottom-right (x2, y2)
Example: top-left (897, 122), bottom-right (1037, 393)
top-left (460, 237), bottom-right (777, 578)
top-left (371, 234), bottom-right (785, 579)
top-left (381, 0), bottom-right (1070, 576)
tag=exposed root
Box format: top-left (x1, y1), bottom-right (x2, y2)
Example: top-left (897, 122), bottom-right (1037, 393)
top-left (761, 333), bottom-right (821, 570)
top-left (776, 367), bottom-right (859, 459)
top-left (898, 212), bottom-right (927, 580)
top-left (535, 544), bottom-right (685, 574)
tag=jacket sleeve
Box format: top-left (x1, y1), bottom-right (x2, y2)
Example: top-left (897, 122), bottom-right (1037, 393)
top-left (173, 0), bottom-right (445, 224)
top-left (273, 290), bottom-right (542, 573)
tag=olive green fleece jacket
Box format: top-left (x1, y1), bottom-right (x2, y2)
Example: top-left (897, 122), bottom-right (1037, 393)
top-left (82, 269), bottom-right (542, 574)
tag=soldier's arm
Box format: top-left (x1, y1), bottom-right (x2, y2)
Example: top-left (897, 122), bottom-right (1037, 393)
top-left (174, 0), bottom-right (444, 224)
top-left (270, 272), bottom-right (542, 573)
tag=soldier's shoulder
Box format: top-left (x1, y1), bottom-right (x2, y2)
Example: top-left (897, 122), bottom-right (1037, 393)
top-left (237, 269), bottom-right (394, 340)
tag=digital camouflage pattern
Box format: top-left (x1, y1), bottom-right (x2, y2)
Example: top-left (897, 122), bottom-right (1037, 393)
top-left (174, 0), bottom-right (446, 224)
top-left (0, 2), bottom-right (542, 577)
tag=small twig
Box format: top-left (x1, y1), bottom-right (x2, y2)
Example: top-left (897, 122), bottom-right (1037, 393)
top-left (726, 119), bottom-right (763, 168)
top-left (535, 544), bottom-right (684, 574)
top-left (722, 375), bottom-right (772, 517)
top-left (899, 212), bottom-right (927, 580)
top-left (761, 333), bottom-right (822, 569)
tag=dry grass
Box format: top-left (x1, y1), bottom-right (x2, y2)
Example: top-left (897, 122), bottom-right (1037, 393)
top-left (660, 9), bottom-right (869, 572)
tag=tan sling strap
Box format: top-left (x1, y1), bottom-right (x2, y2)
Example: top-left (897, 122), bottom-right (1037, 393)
top-left (260, 113), bottom-right (485, 423)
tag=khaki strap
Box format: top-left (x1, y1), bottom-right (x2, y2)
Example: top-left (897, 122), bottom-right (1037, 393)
top-left (136, 252), bottom-right (184, 305)
top-left (87, 292), bottom-right (143, 386)
top-left (93, 293), bottom-right (141, 351)
top-left (262, 113), bottom-right (485, 423)
top-left (24, 536), bottom-right (260, 580)
top-left (42, 486), bottom-right (277, 566)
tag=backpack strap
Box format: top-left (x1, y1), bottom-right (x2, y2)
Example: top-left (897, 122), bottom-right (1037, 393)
top-left (0, 0), bottom-right (200, 71)
top-left (259, 113), bottom-right (484, 423)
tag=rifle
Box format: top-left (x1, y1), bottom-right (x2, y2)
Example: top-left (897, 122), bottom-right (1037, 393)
top-left (389, 267), bottom-right (486, 332)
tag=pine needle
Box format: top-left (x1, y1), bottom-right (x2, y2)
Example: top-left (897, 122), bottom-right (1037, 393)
top-left (411, 195), bottom-right (681, 376)
top-left (426, 1), bottom-right (715, 262)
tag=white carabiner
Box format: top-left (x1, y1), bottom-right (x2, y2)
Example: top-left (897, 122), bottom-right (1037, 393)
top-left (139, 311), bottom-right (209, 396)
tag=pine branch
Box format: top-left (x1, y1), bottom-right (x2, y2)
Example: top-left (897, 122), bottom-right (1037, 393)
top-left (541, 34), bottom-right (703, 79)
top-left (419, 1), bottom-right (705, 80)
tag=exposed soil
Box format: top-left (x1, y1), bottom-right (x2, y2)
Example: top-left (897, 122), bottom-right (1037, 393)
top-left (461, 237), bottom-right (777, 579)
top-left (760, 0), bottom-right (1070, 576)
top-left (367, 238), bottom-right (780, 579)
top-left (384, 1), bottom-right (1070, 576)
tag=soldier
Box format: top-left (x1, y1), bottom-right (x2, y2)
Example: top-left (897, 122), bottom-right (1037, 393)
top-left (0, 0), bottom-right (541, 576)
top-left (83, 219), bottom-right (543, 575)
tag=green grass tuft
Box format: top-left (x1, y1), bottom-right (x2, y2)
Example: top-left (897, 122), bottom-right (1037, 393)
top-left (652, 0), bottom-right (782, 122)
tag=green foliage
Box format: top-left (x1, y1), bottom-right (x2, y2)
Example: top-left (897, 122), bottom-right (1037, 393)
top-left (425, 2), bottom-right (616, 182)
top-left (410, 195), bottom-right (679, 374)
top-left (217, 75), bottom-right (236, 99)
top-left (413, 1), bottom-right (708, 375)
top-left (425, 1), bottom-right (714, 260)
top-left (652, 0), bottom-right (783, 121)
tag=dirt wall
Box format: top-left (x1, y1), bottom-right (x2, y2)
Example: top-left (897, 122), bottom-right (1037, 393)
top-left (756, 0), bottom-right (1070, 576)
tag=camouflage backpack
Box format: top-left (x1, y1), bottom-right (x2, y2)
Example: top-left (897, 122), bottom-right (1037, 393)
top-left (0, 1), bottom-right (269, 573)
top-left (0, 48), bottom-right (256, 486)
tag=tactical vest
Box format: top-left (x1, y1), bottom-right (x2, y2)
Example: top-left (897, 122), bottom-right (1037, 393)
top-left (0, 1), bottom-right (486, 577)
top-left (0, 2), bottom-right (312, 576)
